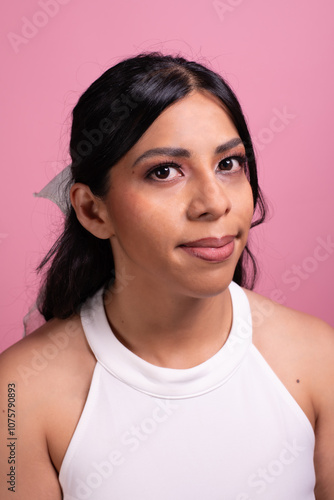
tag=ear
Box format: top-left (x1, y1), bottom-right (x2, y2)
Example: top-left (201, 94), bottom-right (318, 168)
top-left (70, 183), bottom-right (114, 239)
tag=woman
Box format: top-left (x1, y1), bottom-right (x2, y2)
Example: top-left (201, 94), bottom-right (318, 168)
top-left (0, 52), bottom-right (333, 500)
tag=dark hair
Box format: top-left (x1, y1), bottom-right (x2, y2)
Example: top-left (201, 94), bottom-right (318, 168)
top-left (37, 52), bottom-right (266, 320)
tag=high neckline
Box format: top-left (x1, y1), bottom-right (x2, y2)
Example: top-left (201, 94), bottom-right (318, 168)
top-left (80, 281), bottom-right (252, 399)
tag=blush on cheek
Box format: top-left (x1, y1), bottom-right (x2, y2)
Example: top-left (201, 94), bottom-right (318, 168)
top-left (108, 190), bottom-right (160, 242)
top-left (233, 182), bottom-right (253, 221)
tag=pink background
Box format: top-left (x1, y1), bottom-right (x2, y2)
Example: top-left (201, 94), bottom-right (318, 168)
top-left (1, 0), bottom-right (333, 352)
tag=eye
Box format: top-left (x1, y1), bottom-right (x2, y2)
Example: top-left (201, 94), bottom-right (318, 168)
top-left (218, 155), bottom-right (247, 173)
top-left (147, 162), bottom-right (183, 181)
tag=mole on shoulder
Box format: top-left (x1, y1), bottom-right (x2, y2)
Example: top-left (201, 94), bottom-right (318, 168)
top-left (296, 379), bottom-right (300, 383)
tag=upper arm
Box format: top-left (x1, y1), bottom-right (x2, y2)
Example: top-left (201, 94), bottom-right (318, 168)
top-left (0, 341), bottom-right (63, 500)
top-left (311, 320), bottom-right (334, 500)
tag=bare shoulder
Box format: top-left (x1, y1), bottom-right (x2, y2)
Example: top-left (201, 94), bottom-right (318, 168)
top-left (243, 287), bottom-right (334, 499)
top-left (0, 316), bottom-right (95, 499)
top-left (0, 314), bottom-right (94, 390)
top-left (242, 286), bottom-right (334, 361)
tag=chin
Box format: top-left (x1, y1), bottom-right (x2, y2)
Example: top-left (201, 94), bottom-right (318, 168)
top-left (177, 268), bottom-right (236, 299)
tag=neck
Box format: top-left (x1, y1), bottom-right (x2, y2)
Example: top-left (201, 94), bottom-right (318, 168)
top-left (104, 276), bottom-right (233, 369)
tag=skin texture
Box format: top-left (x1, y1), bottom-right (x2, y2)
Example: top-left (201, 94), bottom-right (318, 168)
top-left (93, 91), bottom-right (254, 367)
top-left (0, 91), bottom-right (333, 499)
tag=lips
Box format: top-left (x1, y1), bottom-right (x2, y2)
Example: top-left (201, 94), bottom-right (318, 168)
top-left (179, 236), bottom-right (236, 262)
top-left (181, 236), bottom-right (235, 248)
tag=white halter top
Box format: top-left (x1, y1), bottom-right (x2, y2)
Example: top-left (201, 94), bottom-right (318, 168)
top-left (59, 281), bottom-right (315, 499)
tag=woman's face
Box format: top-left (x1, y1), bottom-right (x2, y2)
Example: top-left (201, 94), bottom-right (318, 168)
top-left (104, 91), bottom-right (254, 298)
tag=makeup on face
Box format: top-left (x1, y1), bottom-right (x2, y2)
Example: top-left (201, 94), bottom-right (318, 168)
top-left (104, 91), bottom-right (254, 299)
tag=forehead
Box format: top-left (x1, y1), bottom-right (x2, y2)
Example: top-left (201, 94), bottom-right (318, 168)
top-left (128, 91), bottom-right (240, 155)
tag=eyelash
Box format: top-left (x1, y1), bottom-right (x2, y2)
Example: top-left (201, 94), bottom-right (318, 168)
top-left (146, 154), bottom-right (248, 181)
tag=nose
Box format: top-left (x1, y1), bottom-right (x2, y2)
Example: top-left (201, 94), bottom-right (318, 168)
top-left (186, 171), bottom-right (232, 221)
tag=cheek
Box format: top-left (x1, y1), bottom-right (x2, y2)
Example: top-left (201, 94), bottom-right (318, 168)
top-left (107, 187), bottom-right (178, 248)
top-left (233, 179), bottom-right (254, 226)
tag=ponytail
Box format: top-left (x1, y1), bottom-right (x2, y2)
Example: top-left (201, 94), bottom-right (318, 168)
top-left (37, 208), bottom-right (114, 320)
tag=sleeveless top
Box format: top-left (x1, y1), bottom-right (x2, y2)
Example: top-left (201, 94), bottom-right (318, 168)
top-left (59, 281), bottom-right (316, 500)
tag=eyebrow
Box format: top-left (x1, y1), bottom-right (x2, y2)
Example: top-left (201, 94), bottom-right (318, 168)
top-left (132, 137), bottom-right (244, 167)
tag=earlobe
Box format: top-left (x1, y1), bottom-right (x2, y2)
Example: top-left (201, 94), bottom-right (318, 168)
top-left (70, 183), bottom-right (114, 239)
